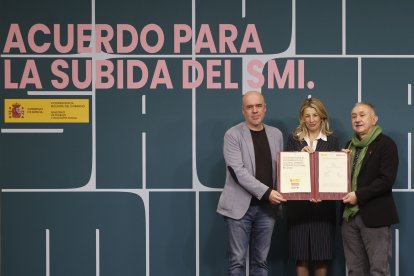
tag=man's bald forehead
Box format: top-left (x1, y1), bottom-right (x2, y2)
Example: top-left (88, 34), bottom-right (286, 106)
top-left (242, 91), bottom-right (265, 105)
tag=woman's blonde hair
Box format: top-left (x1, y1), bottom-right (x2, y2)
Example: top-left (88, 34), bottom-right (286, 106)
top-left (293, 97), bottom-right (332, 141)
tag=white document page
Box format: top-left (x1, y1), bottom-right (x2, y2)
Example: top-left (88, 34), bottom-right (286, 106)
top-left (318, 152), bottom-right (348, 193)
top-left (279, 152), bottom-right (312, 193)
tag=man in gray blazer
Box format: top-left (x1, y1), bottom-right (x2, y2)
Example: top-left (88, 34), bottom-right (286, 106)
top-left (217, 91), bottom-right (286, 276)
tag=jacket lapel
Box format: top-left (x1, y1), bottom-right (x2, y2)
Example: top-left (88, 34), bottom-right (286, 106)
top-left (315, 138), bottom-right (327, 151)
top-left (265, 125), bottom-right (276, 161)
top-left (361, 134), bottom-right (381, 171)
top-left (264, 125), bottom-right (276, 184)
top-left (242, 123), bottom-right (256, 174)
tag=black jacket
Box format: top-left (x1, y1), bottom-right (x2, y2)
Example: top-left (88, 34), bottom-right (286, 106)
top-left (342, 133), bottom-right (399, 227)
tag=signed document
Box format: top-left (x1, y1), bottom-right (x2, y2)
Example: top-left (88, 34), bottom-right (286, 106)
top-left (277, 151), bottom-right (350, 200)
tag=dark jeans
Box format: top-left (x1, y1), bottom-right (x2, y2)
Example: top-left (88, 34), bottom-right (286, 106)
top-left (224, 203), bottom-right (277, 276)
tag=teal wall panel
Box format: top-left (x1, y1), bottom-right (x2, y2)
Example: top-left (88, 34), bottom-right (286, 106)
top-left (150, 192), bottom-right (195, 276)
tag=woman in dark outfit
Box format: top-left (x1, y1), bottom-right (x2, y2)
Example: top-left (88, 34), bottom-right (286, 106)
top-left (287, 98), bottom-right (339, 276)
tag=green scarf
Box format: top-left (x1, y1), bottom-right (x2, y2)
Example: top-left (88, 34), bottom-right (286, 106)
top-left (342, 125), bottom-right (382, 221)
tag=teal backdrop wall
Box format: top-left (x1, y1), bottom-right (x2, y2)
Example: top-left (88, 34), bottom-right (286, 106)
top-left (1, 0), bottom-right (413, 275)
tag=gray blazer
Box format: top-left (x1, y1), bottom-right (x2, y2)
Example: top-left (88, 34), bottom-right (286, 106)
top-left (217, 122), bottom-right (284, 219)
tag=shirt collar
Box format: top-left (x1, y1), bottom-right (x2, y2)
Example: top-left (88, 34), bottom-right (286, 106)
top-left (316, 132), bottom-right (327, 141)
top-left (304, 132), bottom-right (327, 147)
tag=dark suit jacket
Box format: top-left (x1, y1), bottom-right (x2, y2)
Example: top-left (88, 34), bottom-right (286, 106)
top-left (286, 133), bottom-right (339, 224)
top-left (342, 133), bottom-right (399, 227)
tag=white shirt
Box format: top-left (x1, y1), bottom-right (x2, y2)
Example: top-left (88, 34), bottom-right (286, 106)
top-left (304, 132), bottom-right (327, 150)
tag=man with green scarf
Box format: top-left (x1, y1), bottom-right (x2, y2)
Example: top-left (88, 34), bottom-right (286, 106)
top-left (341, 102), bottom-right (399, 276)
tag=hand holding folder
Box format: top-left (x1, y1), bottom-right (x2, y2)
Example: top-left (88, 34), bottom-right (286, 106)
top-left (276, 151), bottom-right (351, 200)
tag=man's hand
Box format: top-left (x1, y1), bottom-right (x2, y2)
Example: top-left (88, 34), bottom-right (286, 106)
top-left (269, 190), bottom-right (287, 204)
top-left (342, 192), bottom-right (358, 205)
